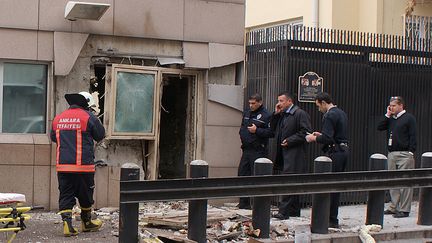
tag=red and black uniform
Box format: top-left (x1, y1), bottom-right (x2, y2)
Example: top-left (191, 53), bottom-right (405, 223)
top-left (51, 105), bottom-right (105, 210)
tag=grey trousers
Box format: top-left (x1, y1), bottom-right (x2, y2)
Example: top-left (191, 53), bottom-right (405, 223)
top-left (387, 151), bottom-right (415, 213)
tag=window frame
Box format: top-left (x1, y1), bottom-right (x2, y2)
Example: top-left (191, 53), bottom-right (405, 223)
top-left (0, 60), bottom-right (50, 136)
top-left (107, 65), bottom-right (160, 139)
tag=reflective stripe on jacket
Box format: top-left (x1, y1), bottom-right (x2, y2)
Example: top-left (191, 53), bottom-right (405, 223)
top-left (51, 105), bottom-right (105, 173)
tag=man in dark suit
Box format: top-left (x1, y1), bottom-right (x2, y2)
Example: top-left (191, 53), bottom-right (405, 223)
top-left (271, 91), bottom-right (312, 219)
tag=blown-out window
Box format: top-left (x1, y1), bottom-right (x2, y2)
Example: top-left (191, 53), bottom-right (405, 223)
top-left (108, 65), bottom-right (159, 138)
top-left (0, 62), bottom-right (47, 134)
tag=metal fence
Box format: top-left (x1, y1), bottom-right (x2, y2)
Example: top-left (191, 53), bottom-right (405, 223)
top-left (246, 25), bottom-right (432, 205)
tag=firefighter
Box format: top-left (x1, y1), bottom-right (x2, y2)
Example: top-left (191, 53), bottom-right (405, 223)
top-left (51, 91), bottom-right (105, 236)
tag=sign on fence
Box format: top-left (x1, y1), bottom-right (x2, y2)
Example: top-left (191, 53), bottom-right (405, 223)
top-left (298, 72), bottom-right (323, 102)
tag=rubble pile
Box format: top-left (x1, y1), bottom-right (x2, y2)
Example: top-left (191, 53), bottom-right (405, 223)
top-left (128, 201), bottom-right (300, 242)
top-left (25, 202), bottom-right (375, 242)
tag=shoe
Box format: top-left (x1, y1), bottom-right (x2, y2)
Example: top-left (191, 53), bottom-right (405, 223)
top-left (272, 213), bottom-right (289, 220)
top-left (59, 210), bottom-right (79, 237)
top-left (289, 212), bottom-right (301, 217)
top-left (384, 209), bottom-right (397, 215)
top-left (81, 207), bottom-right (103, 232)
top-left (329, 222), bottom-right (340, 228)
top-left (393, 211), bottom-right (409, 218)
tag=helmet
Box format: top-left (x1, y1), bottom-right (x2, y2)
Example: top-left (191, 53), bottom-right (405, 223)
top-left (79, 91), bottom-right (96, 108)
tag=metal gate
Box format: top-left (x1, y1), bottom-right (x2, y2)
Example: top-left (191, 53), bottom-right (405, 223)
top-left (246, 25), bottom-right (432, 205)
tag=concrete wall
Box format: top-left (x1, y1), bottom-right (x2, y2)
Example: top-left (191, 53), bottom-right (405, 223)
top-left (204, 101), bottom-right (242, 178)
top-left (331, 0), bottom-right (359, 31)
top-left (319, 0), bottom-right (333, 29)
top-left (246, 0), bottom-right (432, 36)
top-left (358, 0), bottom-right (383, 33)
top-left (246, 0), bottom-right (310, 28)
top-left (0, 135), bottom-right (51, 207)
top-left (0, 29), bottom-right (53, 61)
top-left (0, 0), bottom-right (244, 45)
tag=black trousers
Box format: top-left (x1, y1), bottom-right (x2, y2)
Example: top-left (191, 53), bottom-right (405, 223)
top-left (237, 147), bottom-right (267, 207)
top-left (278, 182), bottom-right (300, 216)
top-left (328, 149), bottom-right (349, 225)
top-left (58, 172), bottom-right (95, 211)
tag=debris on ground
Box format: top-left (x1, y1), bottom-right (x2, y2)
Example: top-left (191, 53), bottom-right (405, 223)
top-left (359, 224), bottom-right (382, 243)
top-left (15, 202), bottom-right (424, 242)
top-left (130, 201), bottom-right (298, 242)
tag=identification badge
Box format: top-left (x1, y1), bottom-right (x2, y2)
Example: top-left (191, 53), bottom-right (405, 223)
top-left (388, 138), bottom-right (392, 146)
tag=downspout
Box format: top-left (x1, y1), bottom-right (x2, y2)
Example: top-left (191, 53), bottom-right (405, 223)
top-left (312, 0), bottom-right (319, 28)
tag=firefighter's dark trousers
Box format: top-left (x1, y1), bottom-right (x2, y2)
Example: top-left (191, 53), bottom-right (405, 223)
top-left (58, 172), bottom-right (95, 211)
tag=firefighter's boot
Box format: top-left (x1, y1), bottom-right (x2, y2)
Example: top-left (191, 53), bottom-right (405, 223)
top-left (80, 207), bottom-right (102, 232)
top-left (59, 210), bottom-right (79, 237)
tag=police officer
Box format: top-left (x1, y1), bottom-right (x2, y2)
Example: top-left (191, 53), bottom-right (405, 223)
top-left (51, 91), bottom-right (105, 236)
top-left (306, 92), bottom-right (349, 228)
top-left (238, 93), bottom-right (273, 209)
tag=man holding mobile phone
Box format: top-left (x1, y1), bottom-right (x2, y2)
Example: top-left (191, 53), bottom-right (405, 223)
top-left (378, 96), bottom-right (416, 218)
top-left (270, 92), bottom-right (312, 220)
top-left (237, 93), bottom-right (273, 209)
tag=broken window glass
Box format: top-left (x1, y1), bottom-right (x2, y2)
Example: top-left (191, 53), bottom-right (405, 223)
top-left (114, 71), bottom-right (155, 134)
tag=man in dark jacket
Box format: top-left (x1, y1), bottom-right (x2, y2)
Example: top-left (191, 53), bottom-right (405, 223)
top-left (271, 92), bottom-right (311, 219)
top-left (238, 93), bottom-right (273, 209)
top-left (51, 92), bottom-right (105, 237)
top-left (378, 96), bottom-right (416, 218)
top-left (306, 92), bottom-right (349, 228)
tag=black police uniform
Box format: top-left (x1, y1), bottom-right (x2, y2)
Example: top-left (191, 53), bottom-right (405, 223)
top-left (316, 106), bottom-right (349, 227)
top-left (238, 105), bottom-right (273, 208)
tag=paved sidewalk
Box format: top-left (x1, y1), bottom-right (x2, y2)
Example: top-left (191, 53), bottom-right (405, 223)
top-left (266, 201), bottom-right (432, 242)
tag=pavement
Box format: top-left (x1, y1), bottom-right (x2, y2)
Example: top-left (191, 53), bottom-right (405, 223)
top-left (265, 201), bottom-right (432, 242)
top-left (5, 201), bottom-right (432, 243)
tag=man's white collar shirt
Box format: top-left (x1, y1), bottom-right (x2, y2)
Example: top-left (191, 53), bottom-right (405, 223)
top-left (385, 110), bottom-right (406, 119)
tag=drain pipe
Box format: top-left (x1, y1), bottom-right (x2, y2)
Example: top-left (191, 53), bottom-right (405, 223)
top-left (312, 0), bottom-right (319, 28)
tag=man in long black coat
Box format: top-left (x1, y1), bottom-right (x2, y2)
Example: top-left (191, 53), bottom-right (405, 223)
top-left (270, 92), bottom-right (312, 219)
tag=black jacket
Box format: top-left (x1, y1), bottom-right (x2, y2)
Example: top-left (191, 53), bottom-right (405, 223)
top-left (239, 105), bottom-right (273, 150)
top-left (270, 105), bottom-right (312, 173)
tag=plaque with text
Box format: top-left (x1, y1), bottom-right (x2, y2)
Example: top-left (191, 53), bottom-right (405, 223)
top-left (298, 72), bottom-right (323, 102)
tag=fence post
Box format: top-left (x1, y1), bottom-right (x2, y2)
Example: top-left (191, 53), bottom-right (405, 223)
top-left (187, 160), bottom-right (209, 243)
top-left (252, 158), bottom-right (273, 239)
top-left (119, 163), bottom-right (141, 243)
top-left (311, 156), bottom-right (332, 234)
top-left (418, 152), bottom-right (432, 225)
top-left (366, 153), bottom-right (387, 227)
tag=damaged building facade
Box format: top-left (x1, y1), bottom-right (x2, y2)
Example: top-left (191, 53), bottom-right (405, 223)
top-left (0, 0), bottom-right (245, 209)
